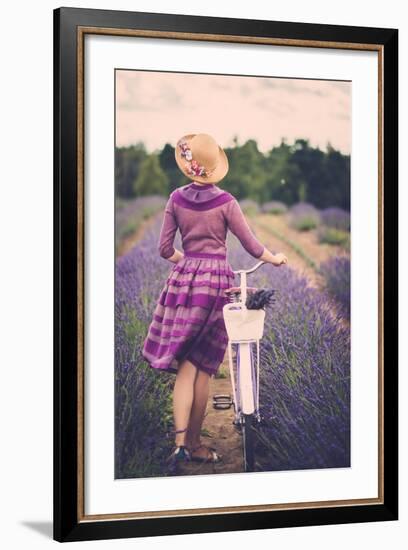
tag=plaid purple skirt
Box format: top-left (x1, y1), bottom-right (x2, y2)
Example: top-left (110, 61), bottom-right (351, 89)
top-left (142, 252), bottom-right (235, 376)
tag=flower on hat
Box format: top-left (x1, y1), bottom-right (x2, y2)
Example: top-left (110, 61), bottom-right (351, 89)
top-left (178, 139), bottom-right (212, 178)
top-left (179, 139), bottom-right (193, 161)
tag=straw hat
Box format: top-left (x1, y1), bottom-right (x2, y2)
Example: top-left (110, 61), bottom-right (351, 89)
top-left (175, 133), bottom-right (229, 184)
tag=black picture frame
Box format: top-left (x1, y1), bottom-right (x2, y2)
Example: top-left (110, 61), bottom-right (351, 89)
top-left (53, 6), bottom-right (398, 542)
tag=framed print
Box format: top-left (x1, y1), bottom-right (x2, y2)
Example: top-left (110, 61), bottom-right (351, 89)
top-left (53, 6), bottom-right (398, 542)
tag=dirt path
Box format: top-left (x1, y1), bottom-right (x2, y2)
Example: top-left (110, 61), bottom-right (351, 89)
top-left (252, 217), bottom-right (324, 289)
top-left (176, 359), bottom-right (244, 476)
top-left (251, 214), bottom-right (347, 287)
top-left (251, 213), bottom-right (350, 332)
top-left (254, 213), bottom-right (349, 287)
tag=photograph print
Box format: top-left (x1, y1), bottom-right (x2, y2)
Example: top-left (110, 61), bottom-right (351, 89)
top-left (114, 68), bottom-right (351, 479)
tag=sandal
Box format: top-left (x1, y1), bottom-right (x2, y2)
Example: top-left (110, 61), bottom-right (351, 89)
top-left (189, 443), bottom-right (222, 463)
top-left (166, 427), bottom-right (191, 463)
top-left (166, 445), bottom-right (191, 463)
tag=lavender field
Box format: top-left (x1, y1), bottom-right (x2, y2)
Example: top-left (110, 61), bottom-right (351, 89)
top-left (115, 218), bottom-right (176, 478)
top-left (115, 214), bottom-right (350, 478)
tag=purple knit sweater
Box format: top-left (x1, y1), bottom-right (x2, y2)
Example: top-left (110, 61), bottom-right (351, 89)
top-left (158, 182), bottom-right (265, 259)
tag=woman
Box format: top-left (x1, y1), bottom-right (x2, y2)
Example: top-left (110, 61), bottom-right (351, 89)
top-left (142, 133), bottom-right (288, 464)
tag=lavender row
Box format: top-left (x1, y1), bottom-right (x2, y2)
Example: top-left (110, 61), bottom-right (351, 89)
top-left (319, 255), bottom-right (351, 320)
top-left (115, 219), bottom-right (181, 478)
top-left (116, 195), bottom-right (167, 249)
top-left (226, 233), bottom-right (350, 471)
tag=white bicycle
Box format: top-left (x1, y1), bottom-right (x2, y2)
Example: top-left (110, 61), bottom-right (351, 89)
top-left (220, 261), bottom-right (269, 472)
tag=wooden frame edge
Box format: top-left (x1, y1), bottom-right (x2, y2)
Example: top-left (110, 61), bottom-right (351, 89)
top-left (75, 26), bottom-right (386, 523)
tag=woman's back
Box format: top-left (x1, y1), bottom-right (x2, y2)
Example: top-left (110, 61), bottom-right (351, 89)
top-left (159, 182), bottom-right (265, 260)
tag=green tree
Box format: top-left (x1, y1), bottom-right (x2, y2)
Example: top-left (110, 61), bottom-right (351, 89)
top-left (222, 139), bottom-right (266, 202)
top-left (158, 142), bottom-right (188, 193)
top-left (322, 143), bottom-right (350, 210)
top-left (290, 139), bottom-right (326, 207)
top-left (263, 140), bottom-right (306, 204)
top-left (133, 154), bottom-right (169, 196)
top-left (115, 142), bottom-right (147, 198)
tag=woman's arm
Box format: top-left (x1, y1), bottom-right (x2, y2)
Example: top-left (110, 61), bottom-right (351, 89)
top-left (158, 195), bottom-right (183, 262)
top-left (224, 199), bottom-right (264, 258)
top-left (225, 199), bottom-right (287, 266)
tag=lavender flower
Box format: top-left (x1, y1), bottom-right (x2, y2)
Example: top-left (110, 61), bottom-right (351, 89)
top-left (115, 219), bottom-right (181, 478)
top-left (319, 255), bottom-right (351, 320)
top-left (239, 199), bottom-right (260, 216)
top-left (320, 207), bottom-right (350, 231)
top-left (288, 202), bottom-right (321, 231)
top-left (116, 195), bottom-right (166, 248)
top-left (261, 201), bottom-right (288, 215)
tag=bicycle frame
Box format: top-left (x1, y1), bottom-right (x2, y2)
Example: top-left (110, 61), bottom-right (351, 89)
top-left (224, 261), bottom-right (265, 420)
top-left (227, 339), bottom-right (260, 417)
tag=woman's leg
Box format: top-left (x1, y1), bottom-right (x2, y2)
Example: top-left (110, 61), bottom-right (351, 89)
top-left (186, 368), bottom-right (211, 450)
top-left (173, 359), bottom-right (198, 446)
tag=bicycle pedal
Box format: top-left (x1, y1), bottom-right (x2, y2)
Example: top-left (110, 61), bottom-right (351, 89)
top-left (213, 394), bottom-right (232, 401)
top-left (212, 394), bottom-right (233, 409)
top-left (213, 401), bottom-right (233, 410)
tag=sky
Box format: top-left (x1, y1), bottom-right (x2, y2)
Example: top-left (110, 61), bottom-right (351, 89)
top-left (115, 70), bottom-right (351, 155)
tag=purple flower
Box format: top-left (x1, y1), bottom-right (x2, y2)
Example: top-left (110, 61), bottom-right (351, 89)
top-left (320, 207), bottom-right (350, 231)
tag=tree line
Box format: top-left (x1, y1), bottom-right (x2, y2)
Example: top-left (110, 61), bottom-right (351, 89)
top-left (115, 137), bottom-right (350, 210)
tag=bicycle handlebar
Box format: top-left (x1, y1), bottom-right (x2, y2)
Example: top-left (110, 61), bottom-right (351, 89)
top-left (233, 260), bottom-right (265, 275)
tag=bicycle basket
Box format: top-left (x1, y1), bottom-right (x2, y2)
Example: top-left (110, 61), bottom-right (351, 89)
top-left (223, 303), bottom-right (265, 341)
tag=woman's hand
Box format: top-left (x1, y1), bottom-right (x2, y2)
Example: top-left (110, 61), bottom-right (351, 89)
top-left (166, 249), bottom-right (184, 263)
top-left (259, 247), bottom-right (288, 266)
top-left (271, 252), bottom-right (288, 266)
